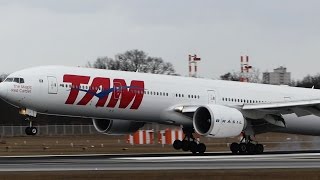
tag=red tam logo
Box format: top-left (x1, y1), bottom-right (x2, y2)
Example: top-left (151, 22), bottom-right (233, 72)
top-left (63, 74), bottom-right (145, 110)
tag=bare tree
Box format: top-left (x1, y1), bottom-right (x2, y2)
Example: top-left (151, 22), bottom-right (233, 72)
top-left (296, 74), bottom-right (320, 89)
top-left (0, 74), bottom-right (8, 82)
top-left (86, 57), bottom-right (118, 70)
top-left (245, 68), bottom-right (261, 83)
top-left (220, 68), bottom-right (261, 83)
top-left (220, 72), bottom-right (240, 81)
top-left (87, 49), bottom-right (176, 75)
top-left (116, 49), bottom-right (147, 72)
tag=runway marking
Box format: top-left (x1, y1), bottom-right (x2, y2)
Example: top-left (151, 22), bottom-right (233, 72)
top-left (114, 153), bottom-right (320, 161)
top-left (1, 152), bottom-right (320, 171)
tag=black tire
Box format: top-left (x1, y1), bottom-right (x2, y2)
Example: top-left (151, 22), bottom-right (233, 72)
top-left (255, 144), bottom-right (264, 154)
top-left (25, 127), bottom-right (31, 135)
top-left (230, 143), bottom-right (239, 154)
top-left (182, 140), bottom-right (190, 151)
top-left (197, 143), bottom-right (206, 155)
top-left (173, 140), bottom-right (183, 150)
top-left (189, 141), bottom-right (198, 154)
top-left (239, 143), bottom-right (247, 154)
top-left (246, 143), bottom-right (256, 155)
top-left (31, 127), bottom-right (38, 136)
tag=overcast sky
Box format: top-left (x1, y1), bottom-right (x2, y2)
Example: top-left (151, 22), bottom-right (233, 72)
top-left (0, 0), bottom-right (319, 80)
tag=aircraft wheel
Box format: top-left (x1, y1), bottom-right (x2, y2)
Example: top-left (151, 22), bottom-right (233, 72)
top-left (25, 127), bottom-right (37, 136)
top-left (182, 140), bottom-right (190, 151)
top-left (239, 143), bottom-right (247, 154)
top-left (173, 140), bottom-right (183, 150)
top-left (230, 143), bottom-right (239, 154)
top-left (246, 143), bottom-right (256, 155)
top-left (197, 143), bottom-right (206, 155)
top-left (25, 127), bottom-right (31, 135)
top-left (189, 141), bottom-right (198, 154)
top-left (30, 127), bottom-right (38, 135)
top-left (255, 144), bottom-right (264, 154)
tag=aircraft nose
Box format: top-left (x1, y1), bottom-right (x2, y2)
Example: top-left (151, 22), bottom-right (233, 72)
top-left (0, 82), bottom-right (7, 99)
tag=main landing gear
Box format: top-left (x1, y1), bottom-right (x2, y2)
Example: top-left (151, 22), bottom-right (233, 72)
top-left (172, 128), bottom-right (206, 155)
top-left (229, 133), bottom-right (264, 155)
top-left (25, 118), bottom-right (38, 136)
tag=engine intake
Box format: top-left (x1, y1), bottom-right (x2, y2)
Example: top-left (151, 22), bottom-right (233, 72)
top-left (93, 119), bottom-right (144, 135)
top-left (193, 104), bottom-right (246, 138)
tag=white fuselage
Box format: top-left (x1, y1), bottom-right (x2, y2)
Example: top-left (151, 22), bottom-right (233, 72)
top-left (1, 66), bottom-right (320, 135)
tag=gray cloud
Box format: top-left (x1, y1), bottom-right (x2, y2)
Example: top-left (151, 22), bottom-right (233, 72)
top-left (0, 0), bottom-right (320, 80)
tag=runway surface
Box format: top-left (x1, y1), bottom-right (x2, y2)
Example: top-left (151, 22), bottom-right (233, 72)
top-left (1, 150), bottom-right (320, 171)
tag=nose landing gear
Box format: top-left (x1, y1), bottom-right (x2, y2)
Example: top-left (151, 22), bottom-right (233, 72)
top-left (172, 128), bottom-right (206, 155)
top-left (25, 118), bottom-right (38, 136)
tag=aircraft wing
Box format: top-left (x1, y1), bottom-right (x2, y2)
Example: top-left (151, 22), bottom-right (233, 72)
top-left (173, 99), bottom-right (320, 118)
top-left (242, 99), bottom-right (320, 117)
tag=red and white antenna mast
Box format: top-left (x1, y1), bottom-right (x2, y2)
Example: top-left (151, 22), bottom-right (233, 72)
top-left (188, 54), bottom-right (201, 77)
top-left (240, 55), bottom-right (252, 82)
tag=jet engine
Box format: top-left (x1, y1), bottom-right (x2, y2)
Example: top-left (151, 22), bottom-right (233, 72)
top-left (193, 104), bottom-right (246, 138)
top-left (92, 119), bottom-right (145, 135)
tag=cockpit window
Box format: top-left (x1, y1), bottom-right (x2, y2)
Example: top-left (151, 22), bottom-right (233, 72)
top-left (14, 78), bottom-right (20, 83)
top-left (5, 78), bottom-right (13, 82)
top-left (4, 77), bottom-right (24, 83)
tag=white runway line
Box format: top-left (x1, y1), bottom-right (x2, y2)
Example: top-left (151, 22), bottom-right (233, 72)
top-left (114, 153), bottom-right (320, 161)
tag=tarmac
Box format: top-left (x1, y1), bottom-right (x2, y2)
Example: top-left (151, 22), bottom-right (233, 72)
top-left (1, 150), bottom-right (320, 171)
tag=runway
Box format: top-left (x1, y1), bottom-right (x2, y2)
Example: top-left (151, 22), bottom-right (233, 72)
top-left (1, 151), bottom-right (320, 171)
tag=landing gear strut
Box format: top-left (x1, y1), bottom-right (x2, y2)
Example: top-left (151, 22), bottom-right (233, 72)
top-left (230, 133), bottom-right (264, 155)
top-left (172, 128), bottom-right (206, 155)
top-left (25, 118), bottom-right (37, 136)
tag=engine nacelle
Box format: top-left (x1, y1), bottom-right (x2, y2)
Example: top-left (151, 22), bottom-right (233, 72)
top-left (193, 104), bottom-right (246, 138)
top-left (93, 119), bottom-right (144, 135)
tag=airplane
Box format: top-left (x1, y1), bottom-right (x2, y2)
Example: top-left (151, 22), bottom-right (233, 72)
top-left (1, 65), bottom-right (320, 155)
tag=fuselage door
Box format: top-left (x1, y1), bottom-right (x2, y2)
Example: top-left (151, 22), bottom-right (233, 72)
top-left (113, 82), bottom-right (122, 99)
top-left (207, 90), bottom-right (216, 104)
top-left (47, 76), bottom-right (58, 94)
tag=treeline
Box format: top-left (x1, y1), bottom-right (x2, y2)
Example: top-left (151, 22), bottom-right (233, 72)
top-left (87, 49), bottom-right (176, 75)
top-left (220, 71), bottom-right (320, 89)
top-left (296, 74), bottom-right (320, 89)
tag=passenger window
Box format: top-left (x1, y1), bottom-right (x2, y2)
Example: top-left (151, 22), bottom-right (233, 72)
top-left (20, 78), bottom-right (24, 83)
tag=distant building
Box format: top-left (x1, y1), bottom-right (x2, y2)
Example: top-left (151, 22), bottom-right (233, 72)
top-left (263, 66), bottom-right (291, 85)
